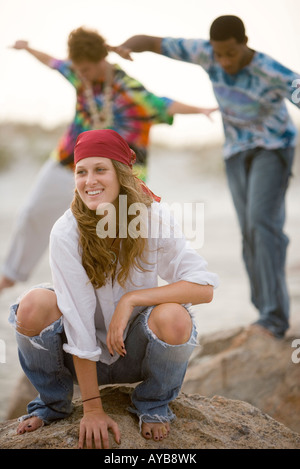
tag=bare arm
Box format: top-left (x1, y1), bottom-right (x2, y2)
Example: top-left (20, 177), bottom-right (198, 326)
top-left (10, 40), bottom-right (54, 67)
top-left (167, 101), bottom-right (218, 120)
top-left (107, 35), bottom-right (162, 61)
top-left (107, 281), bottom-right (213, 356)
top-left (127, 280), bottom-right (213, 306)
top-left (73, 355), bottom-right (120, 449)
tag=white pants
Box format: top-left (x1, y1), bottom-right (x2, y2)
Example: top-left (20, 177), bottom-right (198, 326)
top-left (2, 159), bottom-right (75, 282)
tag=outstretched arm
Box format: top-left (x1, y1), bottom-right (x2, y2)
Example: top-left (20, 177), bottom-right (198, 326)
top-left (107, 35), bottom-right (162, 61)
top-left (10, 40), bottom-right (54, 67)
top-left (167, 101), bottom-right (218, 120)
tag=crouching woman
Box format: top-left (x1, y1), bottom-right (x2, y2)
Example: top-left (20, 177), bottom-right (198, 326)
top-left (9, 129), bottom-right (219, 448)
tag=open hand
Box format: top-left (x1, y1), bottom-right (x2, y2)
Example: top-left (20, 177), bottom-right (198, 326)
top-left (199, 106), bottom-right (219, 121)
top-left (79, 409), bottom-right (121, 449)
top-left (106, 44), bottom-right (133, 61)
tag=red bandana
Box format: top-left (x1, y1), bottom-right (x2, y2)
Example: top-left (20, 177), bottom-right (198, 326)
top-left (74, 129), bottom-right (136, 167)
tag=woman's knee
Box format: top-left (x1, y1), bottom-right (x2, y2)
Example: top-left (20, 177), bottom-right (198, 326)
top-left (16, 288), bottom-right (61, 337)
top-left (148, 303), bottom-right (193, 345)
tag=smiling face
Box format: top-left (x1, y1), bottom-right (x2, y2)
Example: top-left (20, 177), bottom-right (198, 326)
top-left (75, 157), bottom-right (121, 211)
top-left (210, 37), bottom-right (252, 75)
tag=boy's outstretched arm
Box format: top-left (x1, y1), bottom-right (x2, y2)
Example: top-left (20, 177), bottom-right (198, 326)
top-left (107, 35), bottom-right (162, 61)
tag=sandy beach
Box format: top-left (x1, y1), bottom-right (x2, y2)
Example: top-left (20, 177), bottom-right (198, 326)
top-left (0, 133), bottom-right (299, 423)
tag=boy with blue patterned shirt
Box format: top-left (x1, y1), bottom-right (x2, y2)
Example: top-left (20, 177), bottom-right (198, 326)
top-left (113, 15), bottom-right (300, 338)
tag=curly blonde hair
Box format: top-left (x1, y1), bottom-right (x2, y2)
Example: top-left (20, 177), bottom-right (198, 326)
top-left (71, 160), bottom-right (154, 288)
top-left (68, 27), bottom-right (108, 63)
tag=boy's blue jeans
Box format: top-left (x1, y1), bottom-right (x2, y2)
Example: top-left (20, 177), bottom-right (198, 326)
top-left (9, 301), bottom-right (197, 426)
top-left (225, 147), bottom-right (294, 338)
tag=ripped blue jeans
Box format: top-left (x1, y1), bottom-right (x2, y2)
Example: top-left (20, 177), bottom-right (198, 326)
top-left (9, 300), bottom-right (197, 427)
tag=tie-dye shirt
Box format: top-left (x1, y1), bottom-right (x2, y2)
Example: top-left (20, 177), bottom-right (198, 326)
top-left (162, 38), bottom-right (300, 158)
top-left (49, 60), bottom-right (173, 171)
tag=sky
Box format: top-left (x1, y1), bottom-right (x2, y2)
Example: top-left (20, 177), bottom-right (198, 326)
top-left (1, 0), bottom-right (300, 145)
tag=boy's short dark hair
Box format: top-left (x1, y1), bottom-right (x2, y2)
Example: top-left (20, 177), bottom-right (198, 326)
top-left (210, 15), bottom-right (246, 43)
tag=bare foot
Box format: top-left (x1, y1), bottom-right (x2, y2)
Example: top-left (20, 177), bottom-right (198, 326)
top-left (0, 276), bottom-right (15, 293)
top-left (141, 421), bottom-right (170, 441)
top-left (17, 416), bottom-right (43, 434)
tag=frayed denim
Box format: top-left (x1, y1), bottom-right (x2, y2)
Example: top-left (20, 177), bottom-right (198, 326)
top-left (9, 301), bottom-right (197, 426)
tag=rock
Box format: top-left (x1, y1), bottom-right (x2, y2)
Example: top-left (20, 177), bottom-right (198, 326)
top-left (0, 385), bottom-right (299, 449)
top-left (183, 326), bottom-right (300, 433)
top-left (5, 374), bottom-right (38, 421)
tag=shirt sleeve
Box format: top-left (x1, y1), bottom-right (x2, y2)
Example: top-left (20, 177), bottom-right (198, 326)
top-left (49, 58), bottom-right (82, 89)
top-left (154, 204), bottom-right (219, 287)
top-left (49, 220), bottom-right (101, 361)
top-left (161, 37), bottom-right (213, 71)
top-left (266, 57), bottom-right (300, 108)
top-left (117, 69), bottom-right (174, 125)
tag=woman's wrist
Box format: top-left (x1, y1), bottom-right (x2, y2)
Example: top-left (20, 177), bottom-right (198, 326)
top-left (123, 287), bottom-right (161, 308)
top-left (83, 396), bottom-right (103, 413)
top-left (82, 395), bottom-right (101, 403)
top-left (122, 290), bottom-right (139, 308)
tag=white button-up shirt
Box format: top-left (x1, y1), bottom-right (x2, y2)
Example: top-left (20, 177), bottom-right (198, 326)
top-left (49, 203), bottom-right (219, 363)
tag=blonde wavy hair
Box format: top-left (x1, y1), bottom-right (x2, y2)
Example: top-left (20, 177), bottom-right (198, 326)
top-left (71, 160), bottom-right (154, 289)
